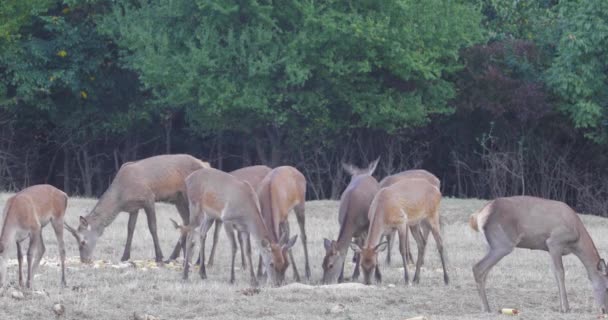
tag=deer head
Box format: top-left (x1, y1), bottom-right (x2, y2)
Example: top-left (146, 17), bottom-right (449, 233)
top-left (321, 238), bottom-right (344, 284)
top-left (593, 258), bottom-right (608, 313)
top-left (350, 241), bottom-right (387, 285)
top-left (65, 216), bottom-right (98, 264)
top-left (260, 232), bottom-right (297, 286)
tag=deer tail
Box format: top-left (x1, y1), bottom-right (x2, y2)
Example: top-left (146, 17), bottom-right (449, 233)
top-left (469, 213), bottom-right (479, 232)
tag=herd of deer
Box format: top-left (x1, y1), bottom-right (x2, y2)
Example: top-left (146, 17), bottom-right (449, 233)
top-left (0, 153), bottom-right (607, 314)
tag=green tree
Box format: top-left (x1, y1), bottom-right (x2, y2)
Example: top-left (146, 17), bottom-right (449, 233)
top-left (546, 0), bottom-right (608, 142)
top-left (100, 0), bottom-right (485, 163)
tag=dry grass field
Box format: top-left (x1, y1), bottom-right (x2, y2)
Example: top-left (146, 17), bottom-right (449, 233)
top-left (0, 194), bottom-right (606, 319)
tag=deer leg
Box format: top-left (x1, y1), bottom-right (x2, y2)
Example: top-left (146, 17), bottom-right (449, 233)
top-left (143, 204), bottom-right (163, 262)
top-left (16, 241), bottom-right (24, 287)
top-left (282, 222), bottom-right (301, 282)
top-left (405, 227), bottom-right (415, 265)
top-left (198, 215), bottom-right (214, 280)
top-left (243, 233), bottom-right (258, 287)
top-left (398, 225), bottom-right (410, 285)
top-left (223, 223), bottom-right (238, 284)
top-left (294, 202), bottom-right (310, 280)
top-left (548, 239), bottom-right (570, 312)
top-left (206, 219), bottom-right (222, 267)
top-left (183, 214), bottom-right (203, 280)
top-left (26, 231), bottom-right (41, 289)
top-left (428, 217), bottom-right (449, 285)
top-left (473, 245), bottom-right (512, 312)
top-left (385, 231), bottom-right (393, 266)
top-left (168, 196), bottom-right (189, 261)
top-left (409, 224), bottom-right (427, 284)
top-left (374, 264), bottom-right (382, 283)
top-left (416, 220), bottom-right (432, 266)
top-left (352, 236), bottom-right (364, 281)
top-left (51, 218), bottom-right (67, 287)
top-left (121, 211), bottom-right (138, 261)
top-left (32, 232), bottom-right (45, 276)
top-left (237, 231), bottom-right (247, 269)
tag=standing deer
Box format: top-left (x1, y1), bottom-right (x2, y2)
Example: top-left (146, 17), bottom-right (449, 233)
top-left (64, 154), bottom-right (209, 263)
top-left (322, 159), bottom-right (379, 284)
top-left (0, 185), bottom-right (68, 289)
top-left (352, 178), bottom-right (448, 285)
top-left (202, 165), bottom-right (272, 268)
top-left (256, 166), bottom-right (310, 281)
top-left (182, 167), bottom-right (296, 287)
top-left (379, 169), bottom-right (440, 265)
top-left (469, 196), bottom-right (608, 313)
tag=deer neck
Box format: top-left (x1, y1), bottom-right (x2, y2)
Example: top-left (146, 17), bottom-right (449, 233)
top-left (573, 225), bottom-right (603, 283)
top-left (336, 214), bottom-right (360, 255)
top-left (364, 204), bottom-right (386, 249)
top-left (257, 183), bottom-right (281, 242)
top-left (87, 187), bottom-right (122, 232)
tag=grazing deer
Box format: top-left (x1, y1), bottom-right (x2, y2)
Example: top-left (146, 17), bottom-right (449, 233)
top-left (469, 196), bottom-right (608, 313)
top-left (0, 185), bottom-right (68, 289)
top-left (379, 169), bottom-right (440, 265)
top-left (182, 167), bottom-right (296, 287)
top-left (256, 166), bottom-right (309, 281)
top-left (64, 154), bottom-right (209, 263)
top-left (322, 159), bottom-right (379, 284)
top-left (351, 178), bottom-right (448, 285)
top-left (202, 165), bottom-right (272, 268)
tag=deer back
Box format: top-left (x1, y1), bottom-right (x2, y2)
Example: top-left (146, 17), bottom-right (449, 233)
top-left (257, 166), bottom-right (306, 239)
top-left (113, 154), bottom-right (210, 202)
top-left (379, 169), bottom-right (440, 189)
top-left (230, 165), bottom-right (272, 190)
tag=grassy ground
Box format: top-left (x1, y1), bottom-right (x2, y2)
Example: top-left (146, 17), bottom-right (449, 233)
top-left (0, 194), bottom-right (606, 319)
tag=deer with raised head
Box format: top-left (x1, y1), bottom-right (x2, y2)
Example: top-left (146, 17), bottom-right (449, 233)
top-left (0, 185), bottom-right (68, 289)
top-left (379, 169), bottom-right (440, 265)
top-left (182, 167), bottom-right (296, 287)
top-left (322, 159), bottom-right (379, 284)
top-left (202, 165), bottom-right (272, 268)
top-left (256, 166), bottom-right (310, 282)
top-left (64, 154), bottom-right (209, 263)
top-left (351, 178), bottom-right (448, 285)
top-left (469, 196), bottom-right (608, 313)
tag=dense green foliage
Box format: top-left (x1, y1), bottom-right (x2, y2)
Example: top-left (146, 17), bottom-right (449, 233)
top-left (2, 0), bottom-right (608, 214)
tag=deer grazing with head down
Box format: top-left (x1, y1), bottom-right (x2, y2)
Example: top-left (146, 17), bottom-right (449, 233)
top-left (201, 165), bottom-right (272, 268)
top-left (182, 167), bottom-right (296, 287)
top-left (256, 166), bottom-right (310, 282)
top-left (0, 185), bottom-right (68, 289)
top-left (322, 159), bottom-right (379, 284)
top-left (352, 178), bottom-right (448, 285)
top-left (469, 196), bottom-right (608, 313)
top-left (379, 169), bottom-right (440, 265)
top-left (64, 154), bottom-right (209, 263)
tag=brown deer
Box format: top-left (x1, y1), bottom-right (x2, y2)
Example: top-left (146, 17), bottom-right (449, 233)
top-left (256, 166), bottom-right (309, 281)
top-left (322, 159), bottom-right (379, 284)
top-left (0, 185), bottom-right (68, 289)
top-left (64, 154), bottom-right (209, 263)
top-left (379, 169), bottom-right (440, 265)
top-left (469, 196), bottom-right (608, 313)
top-left (351, 178), bottom-right (448, 285)
top-left (182, 167), bottom-right (296, 286)
top-left (202, 165), bottom-right (272, 268)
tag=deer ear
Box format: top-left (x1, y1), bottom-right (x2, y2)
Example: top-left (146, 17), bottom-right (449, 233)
top-left (374, 241), bottom-right (388, 253)
top-left (598, 259), bottom-right (607, 274)
top-left (261, 238), bottom-right (272, 252)
top-left (323, 238), bottom-right (333, 251)
top-left (169, 218), bottom-right (181, 230)
top-left (283, 235), bottom-right (298, 250)
top-left (350, 242), bottom-right (362, 253)
top-left (79, 216), bottom-right (88, 227)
